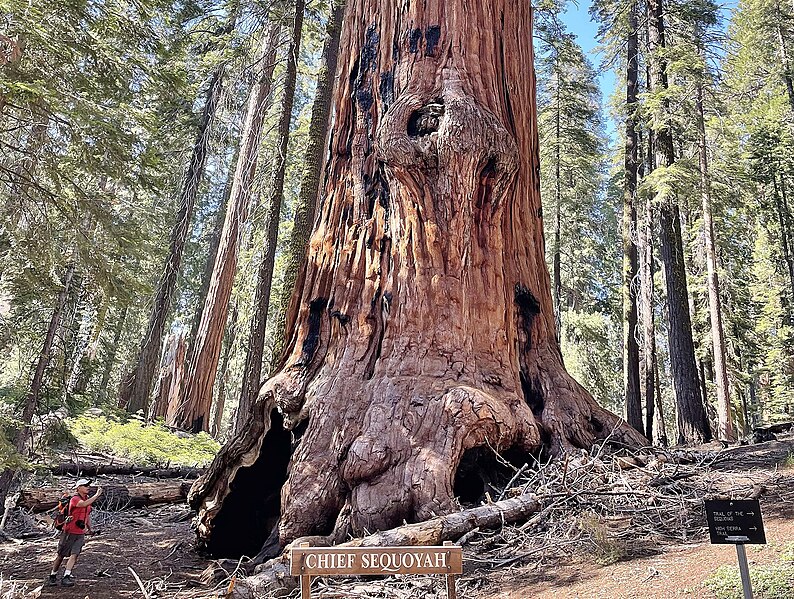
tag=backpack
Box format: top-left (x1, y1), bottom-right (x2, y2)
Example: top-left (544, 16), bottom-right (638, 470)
top-left (53, 494), bottom-right (73, 530)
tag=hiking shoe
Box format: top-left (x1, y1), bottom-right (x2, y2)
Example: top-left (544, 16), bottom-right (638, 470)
top-left (47, 574), bottom-right (57, 586)
top-left (61, 574), bottom-right (74, 587)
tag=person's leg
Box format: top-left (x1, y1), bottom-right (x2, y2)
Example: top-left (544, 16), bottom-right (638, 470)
top-left (61, 535), bottom-right (84, 586)
top-left (48, 555), bottom-right (63, 585)
top-left (64, 553), bottom-right (79, 572)
top-left (51, 555), bottom-right (63, 572)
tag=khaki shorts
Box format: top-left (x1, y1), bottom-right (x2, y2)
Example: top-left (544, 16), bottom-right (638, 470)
top-left (57, 532), bottom-right (85, 557)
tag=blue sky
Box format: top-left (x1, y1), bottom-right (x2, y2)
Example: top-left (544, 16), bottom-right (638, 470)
top-left (560, 1), bottom-right (619, 140)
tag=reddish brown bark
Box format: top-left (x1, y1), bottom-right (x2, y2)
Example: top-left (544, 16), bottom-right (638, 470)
top-left (118, 66), bottom-right (224, 414)
top-left (173, 24), bottom-right (280, 433)
top-left (190, 0), bottom-right (645, 559)
top-left (149, 330), bottom-right (187, 422)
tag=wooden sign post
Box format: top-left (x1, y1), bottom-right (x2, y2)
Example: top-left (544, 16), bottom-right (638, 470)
top-left (290, 542), bottom-right (463, 599)
top-left (705, 499), bottom-right (766, 599)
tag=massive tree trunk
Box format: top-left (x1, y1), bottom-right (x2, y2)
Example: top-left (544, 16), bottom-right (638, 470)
top-left (696, 78), bottom-right (734, 441)
top-left (189, 0), bottom-right (646, 560)
top-left (271, 0), bottom-right (346, 365)
top-left (237, 0), bottom-right (306, 430)
top-left (648, 0), bottom-right (711, 445)
top-left (173, 24), bottom-right (280, 433)
top-left (118, 66), bottom-right (225, 414)
top-left (623, 0), bottom-right (642, 433)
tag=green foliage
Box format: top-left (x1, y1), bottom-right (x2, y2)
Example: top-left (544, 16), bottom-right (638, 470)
top-left (69, 415), bottom-right (219, 466)
top-left (561, 311), bottom-right (622, 414)
top-left (705, 563), bottom-right (794, 599)
top-left (578, 512), bottom-right (626, 565)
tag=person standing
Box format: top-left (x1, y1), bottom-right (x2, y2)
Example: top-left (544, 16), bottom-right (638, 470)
top-left (48, 478), bottom-right (102, 587)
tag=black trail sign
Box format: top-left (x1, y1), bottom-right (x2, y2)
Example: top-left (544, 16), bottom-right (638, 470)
top-left (704, 499), bottom-right (766, 545)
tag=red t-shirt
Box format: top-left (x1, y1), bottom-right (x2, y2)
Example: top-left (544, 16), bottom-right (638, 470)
top-left (63, 495), bottom-right (91, 535)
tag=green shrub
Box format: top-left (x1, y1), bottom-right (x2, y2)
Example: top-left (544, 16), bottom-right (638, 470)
top-left (780, 452), bottom-right (794, 469)
top-left (579, 512), bottom-right (626, 565)
top-left (705, 563), bottom-right (794, 599)
top-left (69, 416), bottom-right (220, 467)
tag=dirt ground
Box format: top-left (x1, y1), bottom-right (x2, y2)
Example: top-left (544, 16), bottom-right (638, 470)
top-left (0, 502), bottom-right (207, 598)
top-left (1, 437), bottom-right (793, 599)
top-left (488, 517), bottom-right (794, 599)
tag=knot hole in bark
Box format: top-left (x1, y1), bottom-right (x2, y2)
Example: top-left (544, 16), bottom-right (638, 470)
top-left (407, 99), bottom-right (445, 137)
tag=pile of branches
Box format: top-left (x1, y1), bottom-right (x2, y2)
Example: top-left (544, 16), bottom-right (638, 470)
top-left (200, 434), bottom-right (794, 599)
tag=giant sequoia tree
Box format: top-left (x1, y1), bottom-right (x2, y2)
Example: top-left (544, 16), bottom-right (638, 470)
top-left (189, 0), bottom-right (646, 559)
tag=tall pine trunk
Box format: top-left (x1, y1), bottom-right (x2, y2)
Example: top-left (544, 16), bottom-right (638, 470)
top-left (189, 166), bottom-right (235, 349)
top-left (648, 0), bottom-right (711, 444)
top-left (174, 24), bottom-right (280, 432)
top-left (212, 304), bottom-right (239, 438)
top-left (17, 263), bottom-right (76, 453)
top-left (271, 0), bottom-right (346, 366)
top-left (118, 67), bottom-right (225, 413)
top-left (552, 67), bottom-right (562, 341)
top-left (237, 0), bottom-right (306, 432)
top-left (189, 0), bottom-right (646, 559)
top-left (0, 262), bottom-right (77, 509)
top-left (696, 79), bottom-right (734, 441)
top-left (775, 6), bottom-right (794, 111)
top-left (623, 0), bottom-right (642, 434)
top-left (98, 306), bottom-right (127, 403)
top-left (771, 174), bottom-right (794, 310)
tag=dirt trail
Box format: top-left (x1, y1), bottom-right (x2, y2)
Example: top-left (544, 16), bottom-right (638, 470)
top-left (1, 504), bottom-right (207, 598)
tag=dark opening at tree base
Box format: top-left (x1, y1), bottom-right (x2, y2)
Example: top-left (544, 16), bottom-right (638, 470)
top-left (202, 410), bottom-right (291, 559)
top-left (453, 446), bottom-right (532, 505)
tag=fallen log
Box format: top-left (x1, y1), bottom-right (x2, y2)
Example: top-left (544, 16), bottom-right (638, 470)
top-left (50, 463), bottom-right (204, 479)
top-left (229, 492), bottom-right (542, 598)
top-left (19, 481), bottom-right (191, 513)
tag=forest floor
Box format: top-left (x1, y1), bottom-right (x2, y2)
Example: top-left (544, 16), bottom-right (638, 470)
top-left (1, 434), bottom-right (792, 599)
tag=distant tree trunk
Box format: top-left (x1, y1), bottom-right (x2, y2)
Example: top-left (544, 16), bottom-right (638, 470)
top-left (150, 331), bottom-right (187, 421)
top-left (552, 76), bottom-right (562, 341)
top-left (237, 0), bottom-right (306, 433)
top-left (271, 0), bottom-right (346, 366)
top-left (118, 67), bottom-right (225, 414)
top-left (174, 24), bottom-right (280, 433)
top-left (97, 306), bottom-right (127, 403)
top-left (771, 174), bottom-right (794, 311)
top-left (0, 260), bottom-right (75, 506)
top-left (648, 0), bottom-right (711, 444)
top-left (775, 8), bottom-right (794, 111)
top-left (640, 191), bottom-right (657, 441)
top-left (15, 263), bottom-right (76, 452)
top-left (696, 80), bottom-right (734, 441)
top-left (623, 0), bottom-right (642, 434)
top-left (189, 0), bottom-right (646, 560)
top-left (65, 291), bottom-right (105, 397)
top-left (653, 357), bottom-right (668, 446)
top-left (212, 304), bottom-right (239, 438)
top-left (189, 168), bottom-right (234, 349)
